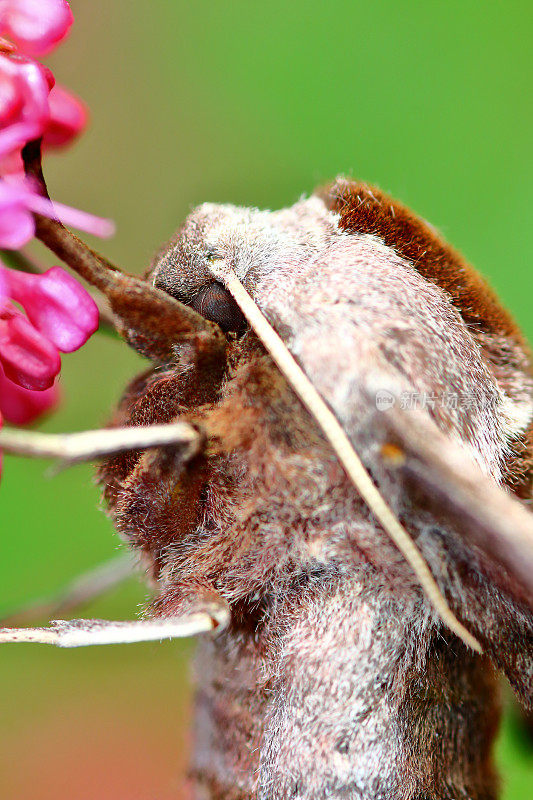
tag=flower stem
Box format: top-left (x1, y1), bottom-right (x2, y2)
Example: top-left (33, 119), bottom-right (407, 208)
top-left (21, 139), bottom-right (225, 362)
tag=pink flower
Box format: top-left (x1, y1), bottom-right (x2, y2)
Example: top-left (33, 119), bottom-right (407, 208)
top-left (0, 56), bottom-right (85, 168)
top-left (0, 0), bottom-right (101, 478)
top-left (0, 300), bottom-right (60, 389)
top-left (0, 12), bottom-right (105, 250)
top-left (1, 254), bottom-right (99, 390)
top-left (0, 255), bottom-right (95, 477)
top-left (0, 0), bottom-right (73, 57)
top-left (0, 361), bottom-right (58, 423)
top-left (0, 257), bottom-right (96, 472)
top-left (43, 83), bottom-right (87, 149)
top-left (0, 260), bottom-right (59, 478)
top-left (0, 176), bottom-right (115, 248)
top-left (0, 55), bottom-right (111, 246)
top-left (6, 264), bottom-right (99, 352)
top-left (0, 82), bottom-right (86, 173)
top-left (0, 260), bottom-right (99, 374)
top-left (0, 52), bottom-right (52, 142)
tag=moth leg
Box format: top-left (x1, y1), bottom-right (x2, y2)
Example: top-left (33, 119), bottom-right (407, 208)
top-left (0, 552), bottom-right (137, 627)
top-left (0, 599), bottom-right (229, 648)
top-left (368, 402), bottom-right (533, 706)
top-left (0, 421), bottom-right (202, 467)
top-left (376, 406), bottom-right (533, 605)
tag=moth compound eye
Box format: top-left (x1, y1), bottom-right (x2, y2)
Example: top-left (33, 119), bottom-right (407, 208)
top-left (190, 282), bottom-right (247, 333)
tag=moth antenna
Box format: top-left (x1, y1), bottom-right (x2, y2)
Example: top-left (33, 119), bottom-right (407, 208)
top-left (34, 214), bottom-right (225, 361)
top-left (0, 421), bottom-right (202, 466)
top-left (210, 262), bottom-right (482, 653)
top-left (0, 602), bottom-right (229, 648)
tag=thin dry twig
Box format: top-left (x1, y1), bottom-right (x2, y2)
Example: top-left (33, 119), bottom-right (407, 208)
top-left (0, 421), bottom-right (202, 465)
top-left (0, 602), bottom-right (229, 647)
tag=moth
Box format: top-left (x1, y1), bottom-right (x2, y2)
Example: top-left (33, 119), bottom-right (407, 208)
top-left (1, 173), bottom-right (533, 800)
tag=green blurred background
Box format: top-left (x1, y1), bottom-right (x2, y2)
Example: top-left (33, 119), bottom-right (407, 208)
top-left (1, 1), bottom-right (532, 797)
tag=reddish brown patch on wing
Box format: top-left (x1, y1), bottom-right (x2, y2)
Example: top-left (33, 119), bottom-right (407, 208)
top-left (114, 449), bottom-right (209, 575)
top-left (98, 333), bottom-right (227, 509)
top-left (97, 369), bottom-right (196, 509)
top-left (317, 178), bottom-right (525, 348)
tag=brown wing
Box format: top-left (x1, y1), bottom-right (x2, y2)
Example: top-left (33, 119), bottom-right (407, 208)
top-left (318, 178), bottom-right (533, 499)
top-left (317, 178), bottom-right (526, 346)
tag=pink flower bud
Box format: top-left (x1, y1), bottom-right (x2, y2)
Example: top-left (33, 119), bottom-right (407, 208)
top-left (43, 83), bottom-right (87, 148)
top-left (0, 361), bottom-right (58, 423)
top-left (7, 265), bottom-right (99, 352)
top-left (0, 301), bottom-right (60, 389)
top-left (0, 0), bottom-right (73, 57)
top-left (0, 52), bottom-right (52, 165)
top-left (0, 52), bottom-right (51, 132)
top-left (0, 58), bottom-right (23, 121)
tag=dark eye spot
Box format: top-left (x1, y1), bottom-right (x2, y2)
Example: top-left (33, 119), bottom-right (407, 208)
top-left (190, 282), bottom-right (247, 333)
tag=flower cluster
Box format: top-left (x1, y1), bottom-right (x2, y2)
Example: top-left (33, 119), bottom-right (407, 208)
top-left (0, 0), bottom-right (80, 170)
top-left (0, 0), bottom-right (113, 470)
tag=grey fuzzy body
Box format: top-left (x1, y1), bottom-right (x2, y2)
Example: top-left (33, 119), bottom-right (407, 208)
top-left (101, 189), bottom-right (533, 799)
top-left (194, 576), bottom-right (499, 800)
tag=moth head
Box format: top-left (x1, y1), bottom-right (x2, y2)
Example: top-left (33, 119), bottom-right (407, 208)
top-left (149, 196), bottom-right (342, 336)
top-left (149, 204), bottom-right (253, 334)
